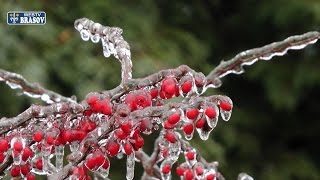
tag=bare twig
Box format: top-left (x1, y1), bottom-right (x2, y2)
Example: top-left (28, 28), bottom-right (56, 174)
top-left (0, 69), bottom-right (77, 104)
top-left (206, 31), bottom-right (320, 88)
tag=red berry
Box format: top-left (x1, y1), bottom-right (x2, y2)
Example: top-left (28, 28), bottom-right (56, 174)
top-left (195, 165), bottom-right (203, 175)
top-left (162, 149), bottom-right (168, 158)
top-left (186, 151), bottom-right (195, 160)
top-left (95, 153), bottom-right (105, 167)
top-left (121, 122), bottom-right (131, 135)
top-left (85, 157), bottom-right (96, 170)
top-left (135, 94), bottom-right (151, 108)
top-left (101, 99), bottom-right (112, 115)
top-left (175, 85), bottom-right (180, 97)
top-left (115, 129), bottom-right (127, 140)
top-left (162, 164), bottom-right (171, 174)
top-left (107, 142), bottom-right (120, 157)
top-left (20, 163), bottom-right (30, 175)
top-left (205, 107), bottom-right (217, 118)
top-left (164, 84), bottom-right (176, 95)
top-left (102, 158), bottom-right (110, 169)
top-left (164, 121), bottom-right (175, 129)
top-left (35, 158), bottom-right (43, 170)
top-left (83, 110), bottom-right (93, 116)
top-left (183, 123), bottom-right (194, 135)
top-left (91, 100), bottom-right (104, 113)
top-left (62, 130), bottom-right (73, 144)
top-left (33, 131), bottom-right (44, 142)
top-left (181, 81), bottom-right (192, 93)
top-left (135, 135), bottom-right (144, 148)
top-left (150, 88), bottom-right (159, 99)
top-left (220, 100), bottom-right (232, 111)
top-left (161, 78), bottom-right (178, 98)
top-left (167, 113), bottom-right (180, 124)
top-left (123, 142), bottom-right (133, 155)
top-left (46, 135), bottom-right (55, 145)
top-left (22, 147), bottom-right (33, 161)
top-left (0, 138), bottom-right (9, 152)
top-left (176, 166), bottom-right (185, 176)
top-left (10, 165), bottom-right (20, 177)
top-left (206, 173), bottom-right (216, 180)
top-left (195, 118), bottom-right (206, 128)
top-left (13, 141), bottom-right (23, 152)
top-left (184, 169), bottom-right (194, 180)
top-left (26, 173), bottom-right (36, 180)
top-left (87, 95), bottom-right (98, 106)
top-left (0, 153), bottom-right (5, 164)
top-left (74, 130), bottom-right (87, 141)
top-left (186, 108), bottom-right (199, 120)
top-left (139, 119), bottom-right (151, 132)
top-left (164, 132), bottom-right (176, 143)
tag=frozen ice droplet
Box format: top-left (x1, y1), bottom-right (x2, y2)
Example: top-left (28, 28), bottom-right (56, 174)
top-left (90, 34), bottom-right (100, 43)
top-left (80, 29), bottom-right (91, 41)
top-left (196, 123), bottom-right (214, 141)
top-left (126, 153), bottom-right (135, 180)
top-left (6, 81), bottom-right (22, 89)
top-left (167, 141), bottom-right (181, 162)
top-left (238, 173), bottom-right (254, 180)
top-left (220, 109), bottom-right (232, 121)
top-left (160, 160), bottom-right (172, 180)
top-left (205, 115), bottom-right (219, 128)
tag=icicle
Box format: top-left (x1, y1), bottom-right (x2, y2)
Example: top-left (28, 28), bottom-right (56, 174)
top-left (167, 140), bottom-right (181, 162)
top-left (196, 123), bottom-right (214, 141)
top-left (41, 144), bottom-right (52, 173)
top-left (97, 158), bottom-right (110, 178)
top-left (126, 152), bottom-right (135, 180)
top-left (220, 109), bottom-right (232, 121)
top-left (55, 145), bottom-right (64, 171)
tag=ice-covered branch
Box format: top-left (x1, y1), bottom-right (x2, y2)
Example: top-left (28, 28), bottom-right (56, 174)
top-left (74, 18), bottom-right (132, 85)
top-left (206, 31), bottom-right (320, 88)
top-left (0, 102), bottom-right (83, 134)
top-left (0, 69), bottom-right (77, 104)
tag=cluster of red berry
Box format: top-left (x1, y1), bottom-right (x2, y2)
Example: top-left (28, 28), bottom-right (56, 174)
top-left (1, 74), bottom-right (232, 180)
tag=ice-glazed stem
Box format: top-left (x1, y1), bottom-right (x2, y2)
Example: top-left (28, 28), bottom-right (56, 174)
top-left (74, 18), bottom-right (132, 85)
top-left (206, 31), bottom-right (320, 88)
top-left (0, 69), bottom-right (77, 104)
top-left (0, 102), bottom-right (83, 134)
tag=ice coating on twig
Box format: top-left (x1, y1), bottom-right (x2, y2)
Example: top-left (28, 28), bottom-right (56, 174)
top-left (0, 69), bottom-right (76, 104)
top-left (206, 31), bottom-right (320, 88)
top-left (74, 18), bottom-right (132, 85)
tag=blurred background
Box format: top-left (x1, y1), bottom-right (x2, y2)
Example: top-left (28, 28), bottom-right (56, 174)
top-left (1, 0), bottom-right (320, 179)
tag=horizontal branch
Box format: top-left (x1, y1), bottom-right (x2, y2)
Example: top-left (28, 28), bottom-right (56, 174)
top-left (0, 69), bottom-right (77, 104)
top-left (206, 31), bottom-right (320, 87)
top-left (0, 102), bottom-right (83, 135)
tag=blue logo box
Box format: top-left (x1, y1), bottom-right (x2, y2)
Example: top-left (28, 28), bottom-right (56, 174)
top-left (7, 11), bottom-right (46, 25)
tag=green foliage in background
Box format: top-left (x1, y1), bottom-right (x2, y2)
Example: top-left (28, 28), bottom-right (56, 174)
top-left (1, 0), bottom-right (320, 179)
